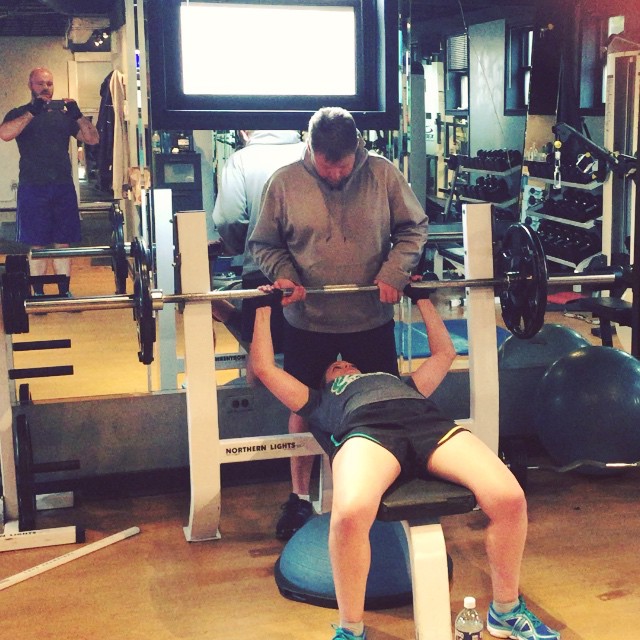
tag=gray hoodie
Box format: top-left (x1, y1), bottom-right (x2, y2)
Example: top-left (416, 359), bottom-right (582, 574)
top-left (248, 137), bottom-right (428, 333)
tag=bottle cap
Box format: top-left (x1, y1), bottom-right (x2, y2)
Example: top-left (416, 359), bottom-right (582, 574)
top-left (464, 596), bottom-right (476, 609)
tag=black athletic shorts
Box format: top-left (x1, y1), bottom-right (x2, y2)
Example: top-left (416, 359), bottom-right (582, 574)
top-left (283, 319), bottom-right (399, 388)
top-left (317, 399), bottom-right (466, 478)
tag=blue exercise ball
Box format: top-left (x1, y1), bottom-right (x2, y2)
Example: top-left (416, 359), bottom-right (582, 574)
top-left (498, 324), bottom-right (590, 437)
top-left (534, 346), bottom-right (640, 473)
top-left (275, 513), bottom-right (452, 610)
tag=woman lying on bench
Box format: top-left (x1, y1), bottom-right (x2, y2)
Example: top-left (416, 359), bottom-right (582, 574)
top-left (250, 287), bottom-right (560, 640)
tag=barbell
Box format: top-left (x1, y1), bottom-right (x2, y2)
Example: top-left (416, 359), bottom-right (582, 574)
top-left (1, 224), bottom-right (630, 365)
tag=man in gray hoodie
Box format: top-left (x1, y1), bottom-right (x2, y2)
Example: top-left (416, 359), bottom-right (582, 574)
top-left (249, 107), bottom-right (428, 539)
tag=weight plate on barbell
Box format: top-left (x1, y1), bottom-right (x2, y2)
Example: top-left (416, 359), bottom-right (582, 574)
top-left (498, 224), bottom-right (548, 339)
top-left (1, 270), bottom-right (31, 334)
top-left (110, 209), bottom-right (129, 295)
top-left (131, 237), bottom-right (156, 365)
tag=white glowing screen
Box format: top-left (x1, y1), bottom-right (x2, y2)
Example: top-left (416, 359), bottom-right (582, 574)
top-left (180, 3), bottom-right (357, 96)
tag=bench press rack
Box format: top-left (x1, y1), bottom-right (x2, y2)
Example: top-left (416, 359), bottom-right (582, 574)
top-left (0, 203), bottom-right (497, 637)
top-left (173, 204), bottom-right (496, 639)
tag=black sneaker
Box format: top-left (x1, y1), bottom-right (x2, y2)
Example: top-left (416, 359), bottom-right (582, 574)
top-left (276, 493), bottom-right (313, 540)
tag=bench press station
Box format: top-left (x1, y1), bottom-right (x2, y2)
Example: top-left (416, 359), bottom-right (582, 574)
top-left (173, 203), bottom-right (498, 639)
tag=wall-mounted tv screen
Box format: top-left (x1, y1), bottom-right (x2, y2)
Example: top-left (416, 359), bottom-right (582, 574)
top-left (154, 153), bottom-right (202, 191)
top-left (147, 0), bottom-right (399, 130)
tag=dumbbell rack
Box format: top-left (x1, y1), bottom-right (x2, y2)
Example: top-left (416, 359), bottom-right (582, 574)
top-left (457, 165), bottom-right (521, 208)
top-left (523, 170), bottom-right (605, 271)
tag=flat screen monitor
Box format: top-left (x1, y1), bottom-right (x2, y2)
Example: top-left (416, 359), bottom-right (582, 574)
top-left (147, 0), bottom-right (399, 129)
top-left (164, 162), bottom-right (195, 184)
top-left (154, 153), bottom-right (202, 192)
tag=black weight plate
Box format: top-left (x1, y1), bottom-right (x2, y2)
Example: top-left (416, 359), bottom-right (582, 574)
top-left (1, 271), bottom-right (31, 334)
top-left (110, 210), bottom-right (128, 295)
top-left (131, 237), bottom-right (156, 365)
top-left (14, 414), bottom-right (36, 531)
top-left (18, 383), bottom-right (31, 405)
top-left (499, 224), bottom-right (547, 339)
top-left (5, 254), bottom-right (30, 275)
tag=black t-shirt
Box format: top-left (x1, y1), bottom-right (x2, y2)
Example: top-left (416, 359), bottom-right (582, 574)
top-left (3, 104), bottom-right (80, 185)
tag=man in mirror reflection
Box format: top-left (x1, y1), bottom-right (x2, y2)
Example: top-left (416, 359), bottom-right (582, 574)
top-left (0, 67), bottom-right (99, 298)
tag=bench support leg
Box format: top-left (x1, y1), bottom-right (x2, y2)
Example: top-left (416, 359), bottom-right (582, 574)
top-left (402, 519), bottom-right (452, 640)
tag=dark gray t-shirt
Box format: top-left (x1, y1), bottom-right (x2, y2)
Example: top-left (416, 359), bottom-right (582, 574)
top-left (3, 104), bottom-right (79, 185)
top-left (297, 372), bottom-right (433, 440)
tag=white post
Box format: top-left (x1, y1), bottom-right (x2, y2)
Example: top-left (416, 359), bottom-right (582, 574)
top-left (0, 333), bottom-right (17, 522)
top-left (153, 189), bottom-right (181, 390)
top-left (462, 203), bottom-right (500, 453)
top-left (177, 212), bottom-right (221, 541)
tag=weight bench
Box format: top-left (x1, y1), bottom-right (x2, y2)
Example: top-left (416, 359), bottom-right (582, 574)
top-left (378, 477), bottom-right (477, 639)
top-left (277, 472), bottom-right (476, 639)
top-left (434, 243), bottom-right (465, 280)
top-left (567, 296), bottom-right (632, 347)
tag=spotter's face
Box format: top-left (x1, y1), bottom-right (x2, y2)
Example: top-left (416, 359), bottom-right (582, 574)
top-left (312, 151), bottom-right (356, 189)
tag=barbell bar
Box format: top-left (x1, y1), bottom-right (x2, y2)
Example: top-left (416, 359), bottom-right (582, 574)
top-left (2, 224), bottom-right (631, 365)
top-left (18, 272), bottom-right (619, 315)
top-left (21, 271), bottom-right (620, 311)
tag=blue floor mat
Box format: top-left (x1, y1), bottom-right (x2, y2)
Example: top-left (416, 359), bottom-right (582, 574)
top-left (395, 319), bottom-right (510, 358)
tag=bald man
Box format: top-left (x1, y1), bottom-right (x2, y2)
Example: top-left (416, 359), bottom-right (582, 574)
top-left (0, 67), bottom-right (99, 297)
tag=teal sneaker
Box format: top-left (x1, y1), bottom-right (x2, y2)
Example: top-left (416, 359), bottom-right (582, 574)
top-left (332, 625), bottom-right (367, 640)
top-left (487, 596), bottom-right (560, 639)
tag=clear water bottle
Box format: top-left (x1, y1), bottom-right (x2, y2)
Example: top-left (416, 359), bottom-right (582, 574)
top-left (151, 131), bottom-right (162, 154)
top-left (455, 596), bottom-right (484, 640)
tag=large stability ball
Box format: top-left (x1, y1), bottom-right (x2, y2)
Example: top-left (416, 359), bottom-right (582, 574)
top-left (498, 324), bottom-right (590, 437)
top-left (534, 346), bottom-right (640, 471)
top-left (275, 513), bottom-right (452, 610)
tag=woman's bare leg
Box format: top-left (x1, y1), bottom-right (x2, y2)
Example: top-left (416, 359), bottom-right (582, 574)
top-left (427, 431), bottom-right (527, 603)
top-left (330, 437), bottom-right (401, 623)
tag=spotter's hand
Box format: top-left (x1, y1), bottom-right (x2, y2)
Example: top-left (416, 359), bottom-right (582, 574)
top-left (375, 279), bottom-right (402, 304)
top-left (272, 278), bottom-right (306, 306)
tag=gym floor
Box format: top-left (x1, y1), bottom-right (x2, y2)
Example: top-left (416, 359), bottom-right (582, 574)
top-left (2, 258), bottom-right (637, 639)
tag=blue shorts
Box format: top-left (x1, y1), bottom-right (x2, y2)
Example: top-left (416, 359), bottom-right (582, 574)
top-left (16, 183), bottom-right (81, 245)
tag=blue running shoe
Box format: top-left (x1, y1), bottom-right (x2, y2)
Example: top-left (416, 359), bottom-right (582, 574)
top-left (487, 596), bottom-right (560, 639)
top-left (332, 625), bottom-right (367, 640)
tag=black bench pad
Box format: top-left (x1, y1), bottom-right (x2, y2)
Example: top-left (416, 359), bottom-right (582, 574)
top-left (437, 244), bottom-right (465, 263)
top-left (574, 296), bottom-right (632, 323)
top-left (377, 477), bottom-right (476, 522)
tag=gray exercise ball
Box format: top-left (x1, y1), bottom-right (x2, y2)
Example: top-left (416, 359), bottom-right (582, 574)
top-left (534, 346), bottom-right (640, 474)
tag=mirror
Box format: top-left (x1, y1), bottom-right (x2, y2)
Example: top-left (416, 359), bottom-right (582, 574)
top-left (407, 1), bottom-right (536, 232)
top-left (521, 6), bottom-right (636, 280)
